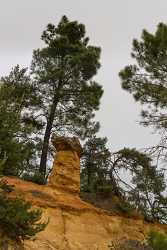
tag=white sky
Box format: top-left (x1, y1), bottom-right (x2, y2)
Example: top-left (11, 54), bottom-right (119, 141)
top-left (1, 0), bottom-right (166, 152)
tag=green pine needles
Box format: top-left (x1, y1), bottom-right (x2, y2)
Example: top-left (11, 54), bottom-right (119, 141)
top-left (147, 231), bottom-right (167, 250)
top-left (0, 180), bottom-right (48, 242)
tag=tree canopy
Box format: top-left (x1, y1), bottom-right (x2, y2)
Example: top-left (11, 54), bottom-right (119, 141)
top-left (31, 15), bottom-right (103, 177)
top-left (0, 66), bottom-right (41, 176)
top-left (0, 16), bottom-right (103, 179)
top-left (119, 22), bottom-right (167, 159)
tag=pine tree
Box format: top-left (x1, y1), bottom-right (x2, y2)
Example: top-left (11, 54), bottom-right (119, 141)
top-left (112, 148), bottom-right (167, 222)
top-left (0, 180), bottom-right (47, 242)
top-left (0, 66), bottom-right (42, 176)
top-left (81, 136), bottom-right (112, 193)
top-left (31, 16), bottom-right (103, 177)
top-left (119, 23), bottom-right (167, 159)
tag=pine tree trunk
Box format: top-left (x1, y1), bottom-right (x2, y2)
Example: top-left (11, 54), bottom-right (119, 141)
top-left (87, 162), bottom-right (92, 191)
top-left (109, 172), bottom-right (122, 198)
top-left (39, 95), bottom-right (59, 177)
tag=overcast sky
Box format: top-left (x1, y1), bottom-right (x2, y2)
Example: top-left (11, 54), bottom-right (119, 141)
top-left (1, 0), bottom-right (166, 152)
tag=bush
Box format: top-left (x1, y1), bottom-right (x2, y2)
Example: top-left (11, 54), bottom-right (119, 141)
top-left (22, 172), bottom-right (47, 185)
top-left (0, 180), bottom-right (48, 242)
top-left (147, 230), bottom-right (167, 250)
top-left (116, 201), bottom-right (135, 216)
top-left (97, 185), bottom-right (113, 194)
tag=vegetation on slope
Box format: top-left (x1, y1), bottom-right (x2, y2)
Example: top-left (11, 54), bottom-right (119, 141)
top-left (0, 179), bottom-right (48, 244)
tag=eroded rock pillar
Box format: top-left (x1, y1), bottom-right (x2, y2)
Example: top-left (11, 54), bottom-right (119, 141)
top-left (48, 135), bottom-right (83, 195)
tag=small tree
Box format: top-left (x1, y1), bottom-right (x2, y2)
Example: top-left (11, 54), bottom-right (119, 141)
top-left (81, 136), bottom-right (111, 192)
top-left (81, 136), bottom-right (123, 196)
top-left (0, 180), bottom-right (48, 242)
top-left (111, 148), bottom-right (167, 222)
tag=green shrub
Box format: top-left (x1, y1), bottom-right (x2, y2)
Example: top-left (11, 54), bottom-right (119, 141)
top-left (116, 201), bottom-right (135, 216)
top-left (22, 172), bottom-right (47, 185)
top-left (0, 180), bottom-right (48, 242)
top-left (97, 185), bottom-right (113, 193)
top-left (147, 230), bottom-right (167, 250)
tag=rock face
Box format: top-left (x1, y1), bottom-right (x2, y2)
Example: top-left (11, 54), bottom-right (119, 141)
top-left (3, 136), bottom-right (167, 250)
top-left (48, 136), bottom-right (82, 194)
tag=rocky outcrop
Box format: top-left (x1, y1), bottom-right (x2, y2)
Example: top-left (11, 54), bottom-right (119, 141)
top-left (48, 136), bottom-right (82, 194)
top-left (3, 136), bottom-right (167, 250)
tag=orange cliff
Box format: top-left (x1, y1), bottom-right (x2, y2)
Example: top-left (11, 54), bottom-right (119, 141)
top-left (3, 136), bottom-right (167, 250)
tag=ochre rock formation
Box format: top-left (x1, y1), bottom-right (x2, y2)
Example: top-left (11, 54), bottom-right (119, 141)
top-left (48, 136), bottom-right (82, 194)
top-left (2, 136), bottom-right (167, 250)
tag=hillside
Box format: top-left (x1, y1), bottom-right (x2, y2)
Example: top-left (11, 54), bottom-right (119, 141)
top-left (2, 136), bottom-right (167, 250)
